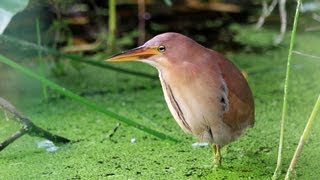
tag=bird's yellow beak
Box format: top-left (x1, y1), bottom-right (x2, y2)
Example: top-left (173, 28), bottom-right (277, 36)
top-left (106, 46), bottom-right (160, 62)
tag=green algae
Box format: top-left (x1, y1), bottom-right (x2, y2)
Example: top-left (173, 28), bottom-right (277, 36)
top-left (0, 28), bottom-right (320, 179)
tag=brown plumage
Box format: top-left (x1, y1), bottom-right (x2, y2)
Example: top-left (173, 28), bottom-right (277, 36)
top-left (106, 32), bottom-right (254, 166)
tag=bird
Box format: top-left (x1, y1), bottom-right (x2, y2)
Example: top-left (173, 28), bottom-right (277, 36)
top-left (106, 32), bottom-right (254, 166)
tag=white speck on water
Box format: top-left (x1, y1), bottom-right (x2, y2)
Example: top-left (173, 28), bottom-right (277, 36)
top-left (36, 140), bottom-right (58, 153)
top-left (130, 138), bottom-right (136, 144)
top-left (192, 142), bottom-right (209, 147)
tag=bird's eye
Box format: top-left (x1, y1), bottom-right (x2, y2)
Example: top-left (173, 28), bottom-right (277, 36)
top-left (157, 45), bottom-right (166, 52)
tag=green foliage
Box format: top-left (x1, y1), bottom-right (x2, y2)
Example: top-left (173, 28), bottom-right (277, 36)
top-left (273, 1), bottom-right (301, 178)
top-left (36, 18), bottom-right (48, 102)
top-left (116, 30), bottom-right (139, 48)
top-left (230, 24), bottom-right (288, 48)
top-left (100, 30), bottom-right (139, 53)
top-left (0, 34), bottom-right (156, 79)
top-left (150, 22), bottom-right (169, 32)
top-left (205, 19), bottom-right (223, 28)
top-left (107, 0), bottom-right (117, 53)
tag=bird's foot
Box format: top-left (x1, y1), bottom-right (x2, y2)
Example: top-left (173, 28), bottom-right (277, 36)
top-left (213, 154), bottom-right (221, 169)
top-left (212, 144), bottom-right (222, 169)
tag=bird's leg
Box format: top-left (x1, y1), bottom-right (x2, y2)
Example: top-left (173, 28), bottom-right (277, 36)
top-left (213, 144), bottom-right (221, 167)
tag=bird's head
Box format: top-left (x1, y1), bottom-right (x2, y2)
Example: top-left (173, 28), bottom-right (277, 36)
top-left (106, 32), bottom-right (205, 70)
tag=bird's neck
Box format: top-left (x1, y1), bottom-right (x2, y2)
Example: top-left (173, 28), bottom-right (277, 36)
top-left (159, 61), bottom-right (201, 86)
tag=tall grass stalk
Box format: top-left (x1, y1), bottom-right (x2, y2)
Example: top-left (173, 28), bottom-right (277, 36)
top-left (36, 18), bottom-right (48, 102)
top-left (284, 95), bottom-right (320, 180)
top-left (272, 0), bottom-right (302, 179)
top-left (138, 0), bottom-right (146, 45)
top-left (107, 0), bottom-right (116, 53)
top-left (0, 54), bottom-right (179, 143)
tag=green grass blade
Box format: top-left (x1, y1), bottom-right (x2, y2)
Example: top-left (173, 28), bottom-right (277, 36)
top-left (36, 18), bottom-right (48, 102)
top-left (107, 0), bottom-right (116, 53)
top-left (0, 54), bottom-right (179, 143)
top-left (285, 95), bottom-right (320, 180)
top-left (273, 0), bottom-right (302, 179)
top-left (0, 35), bottom-right (157, 80)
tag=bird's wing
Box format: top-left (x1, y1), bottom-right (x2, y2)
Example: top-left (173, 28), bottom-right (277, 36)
top-left (215, 52), bottom-right (255, 130)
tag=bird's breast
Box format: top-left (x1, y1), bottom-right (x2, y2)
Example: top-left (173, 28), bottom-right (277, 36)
top-left (159, 74), bottom-right (192, 133)
top-left (158, 66), bottom-right (225, 136)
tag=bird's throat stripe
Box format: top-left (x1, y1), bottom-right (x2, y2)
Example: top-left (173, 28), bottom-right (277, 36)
top-left (163, 81), bottom-right (192, 132)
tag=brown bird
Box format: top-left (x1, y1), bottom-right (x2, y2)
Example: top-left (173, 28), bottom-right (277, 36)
top-left (106, 32), bottom-right (254, 166)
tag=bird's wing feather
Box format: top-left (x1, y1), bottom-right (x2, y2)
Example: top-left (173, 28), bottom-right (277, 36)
top-left (214, 52), bottom-right (255, 130)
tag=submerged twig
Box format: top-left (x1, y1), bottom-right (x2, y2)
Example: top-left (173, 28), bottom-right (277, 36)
top-left (0, 97), bottom-right (70, 151)
top-left (285, 95), bottom-right (320, 180)
top-left (100, 123), bottom-right (121, 143)
top-left (273, 0), bottom-right (301, 179)
top-left (0, 126), bottom-right (29, 151)
top-left (108, 123), bottom-right (121, 139)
